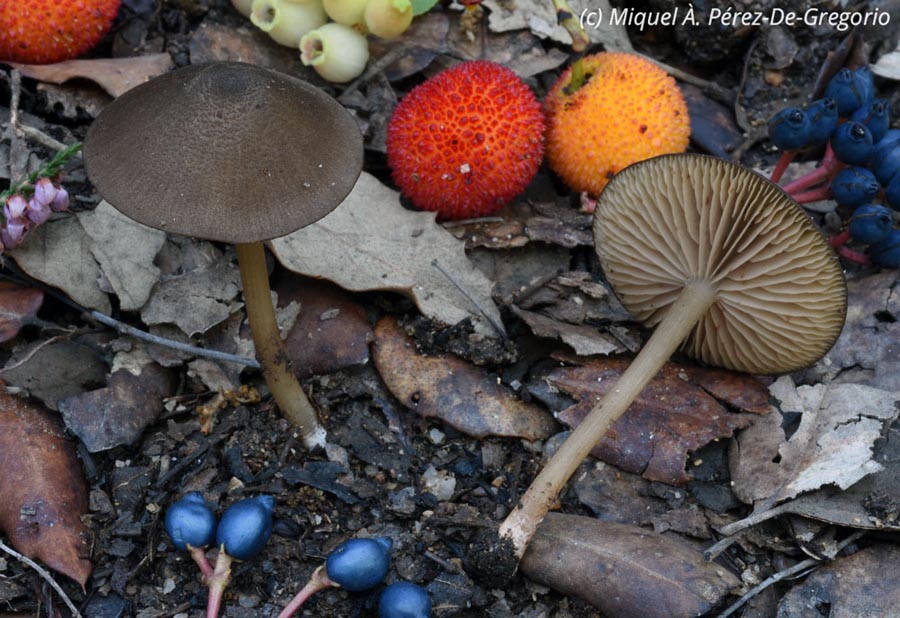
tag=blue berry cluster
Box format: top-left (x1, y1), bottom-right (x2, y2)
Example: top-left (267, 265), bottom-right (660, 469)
top-left (768, 66), bottom-right (900, 267)
top-left (165, 492), bottom-right (275, 560)
top-left (325, 537), bottom-right (432, 618)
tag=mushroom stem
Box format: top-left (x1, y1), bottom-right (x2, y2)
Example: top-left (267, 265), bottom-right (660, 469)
top-left (498, 280), bottom-right (717, 559)
top-left (236, 242), bottom-right (326, 450)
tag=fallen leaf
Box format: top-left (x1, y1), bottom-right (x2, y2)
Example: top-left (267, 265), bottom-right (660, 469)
top-left (0, 339), bottom-right (109, 411)
top-left (806, 270), bottom-right (900, 392)
top-left (0, 391), bottom-right (92, 586)
top-left (778, 422), bottom-right (900, 531)
top-left (0, 281), bottom-right (43, 343)
top-left (274, 275), bottom-right (374, 377)
top-left (484, 0), bottom-right (632, 50)
top-left (512, 306), bottom-right (623, 356)
top-left (682, 83), bottom-right (744, 159)
top-left (58, 358), bottom-right (176, 452)
top-left (730, 376), bottom-right (900, 506)
top-left (872, 42), bottom-right (900, 81)
top-left (372, 317), bottom-right (556, 440)
top-left (778, 545), bottom-right (900, 618)
top-left (10, 215), bottom-right (111, 312)
top-left (520, 513), bottom-right (738, 617)
top-left (79, 201), bottom-right (166, 312)
top-left (188, 19), bottom-right (301, 73)
top-left (4, 54), bottom-right (173, 98)
top-left (140, 245), bottom-right (241, 336)
top-left (446, 201), bottom-right (593, 251)
top-left (542, 357), bottom-right (770, 484)
top-left (270, 172), bottom-right (503, 336)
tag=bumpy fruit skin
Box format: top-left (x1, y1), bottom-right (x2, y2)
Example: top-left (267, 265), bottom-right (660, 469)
top-left (0, 0), bottom-right (121, 64)
top-left (165, 492), bottom-right (217, 552)
top-left (544, 52), bottom-right (689, 196)
top-left (386, 60), bottom-right (545, 220)
top-left (325, 537), bottom-right (393, 591)
top-left (379, 581), bottom-right (432, 618)
top-left (216, 495), bottom-right (274, 561)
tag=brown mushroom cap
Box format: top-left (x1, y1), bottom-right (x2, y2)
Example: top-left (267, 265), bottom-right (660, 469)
top-left (83, 62), bottom-right (363, 244)
top-left (594, 154), bottom-right (847, 374)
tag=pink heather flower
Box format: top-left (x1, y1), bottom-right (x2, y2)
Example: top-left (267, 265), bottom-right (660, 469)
top-left (1, 217), bottom-right (28, 249)
top-left (26, 196), bottom-right (52, 225)
top-left (50, 186), bottom-right (70, 212)
top-left (4, 194), bottom-right (27, 220)
top-left (33, 177), bottom-right (58, 207)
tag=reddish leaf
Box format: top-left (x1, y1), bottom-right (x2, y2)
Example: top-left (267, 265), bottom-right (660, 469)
top-left (0, 391), bottom-right (91, 586)
top-left (0, 281), bottom-right (43, 343)
top-left (373, 317), bottom-right (556, 440)
top-left (521, 513), bottom-right (739, 617)
top-left (548, 357), bottom-right (770, 484)
top-left (275, 275), bottom-right (374, 378)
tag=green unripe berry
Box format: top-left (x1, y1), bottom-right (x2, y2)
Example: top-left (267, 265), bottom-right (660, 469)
top-left (364, 0), bottom-right (413, 38)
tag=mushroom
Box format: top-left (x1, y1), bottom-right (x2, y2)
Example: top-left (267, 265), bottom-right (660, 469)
top-left (490, 153), bottom-right (847, 573)
top-left (83, 62), bottom-right (363, 449)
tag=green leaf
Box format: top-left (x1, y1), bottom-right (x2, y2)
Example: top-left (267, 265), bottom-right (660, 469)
top-left (410, 0), bottom-right (439, 16)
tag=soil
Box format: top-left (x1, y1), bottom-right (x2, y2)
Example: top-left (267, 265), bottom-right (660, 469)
top-left (1, 0), bottom-right (899, 617)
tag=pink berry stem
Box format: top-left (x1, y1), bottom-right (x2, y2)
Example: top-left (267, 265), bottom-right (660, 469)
top-left (206, 551), bottom-right (233, 618)
top-left (790, 186), bottom-right (832, 204)
top-left (837, 245), bottom-right (871, 266)
top-left (277, 566), bottom-right (335, 618)
top-left (829, 229), bottom-right (850, 250)
top-left (769, 150), bottom-right (796, 184)
top-left (781, 144), bottom-right (841, 196)
top-left (190, 546), bottom-right (215, 580)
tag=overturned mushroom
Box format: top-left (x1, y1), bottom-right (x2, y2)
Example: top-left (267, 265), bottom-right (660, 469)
top-left (481, 153), bottom-right (847, 579)
top-left (83, 62), bottom-right (363, 449)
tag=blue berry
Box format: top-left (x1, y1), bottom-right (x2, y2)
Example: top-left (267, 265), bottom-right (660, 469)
top-left (804, 98), bottom-right (839, 145)
top-left (379, 582), bottom-right (432, 618)
top-left (870, 230), bottom-right (900, 268)
top-left (824, 67), bottom-right (872, 116)
top-left (830, 121), bottom-right (873, 165)
top-left (216, 495), bottom-right (274, 560)
top-left (165, 492), bottom-right (217, 552)
top-left (871, 138), bottom-right (900, 186)
top-left (850, 99), bottom-right (890, 143)
top-left (855, 66), bottom-right (876, 107)
top-left (849, 204), bottom-right (894, 245)
top-left (830, 167), bottom-right (880, 208)
top-left (325, 537), bottom-right (393, 592)
top-left (767, 107), bottom-right (810, 150)
top-left (886, 172), bottom-right (900, 210)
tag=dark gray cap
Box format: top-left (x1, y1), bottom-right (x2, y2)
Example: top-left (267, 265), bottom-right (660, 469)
top-left (84, 62), bottom-right (363, 243)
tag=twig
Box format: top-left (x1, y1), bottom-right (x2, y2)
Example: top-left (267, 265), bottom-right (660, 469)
top-left (86, 310), bottom-right (260, 368)
top-left (0, 538), bottom-right (84, 618)
top-left (6, 70), bottom-right (74, 155)
top-left (716, 531), bottom-right (865, 618)
top-left (430, 259), bottom-right (506, 337)
top-left (638, 53), bottom-right (735, 106)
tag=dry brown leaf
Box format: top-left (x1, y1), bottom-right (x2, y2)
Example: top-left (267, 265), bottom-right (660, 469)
top-left (372, 317), bottom-right (556, 440)
top-left (0, 391), bottom-right (92, 586)
top-left (10, 215), bottom-right (111, 312)
top-left (270, 172), bottom-right (502, 335)
top-left (520, 513), bottom-right (738, 617)
top-left (4, 54), bottom-right (173, 98)
top-left (0, 281), bottom-right (43, 343)
top-left (546, 357), bottom-right (770, 484)
top-left (778, 545), bottom-right (900, 617)
top-left (274, 275), bottom-right (374, 378)
top-left (512, 306), bottom-right (623, 356)
top-left (730, 376), bottom-right (900, 506)
top-left (58, 361), bottom-right (177, 453)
